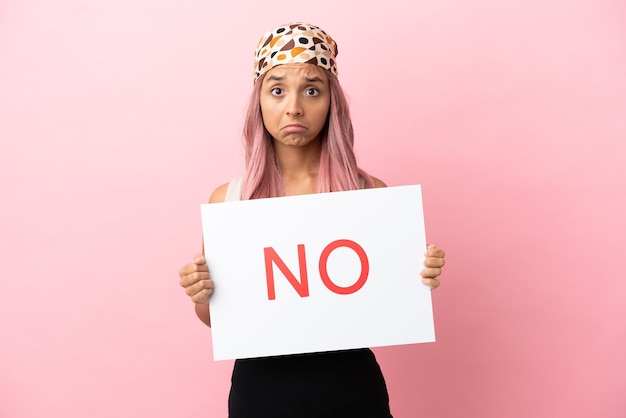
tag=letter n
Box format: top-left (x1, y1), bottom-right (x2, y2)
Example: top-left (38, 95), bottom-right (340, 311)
top-left (264, 245), bottom-right (309, 300)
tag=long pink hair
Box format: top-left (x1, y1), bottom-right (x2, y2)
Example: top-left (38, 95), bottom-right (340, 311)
top-left (241, 70), bottom-right (374, 200)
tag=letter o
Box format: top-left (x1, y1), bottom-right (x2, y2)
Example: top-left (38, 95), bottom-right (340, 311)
top-left (318, 239), bottom-right (369, 295)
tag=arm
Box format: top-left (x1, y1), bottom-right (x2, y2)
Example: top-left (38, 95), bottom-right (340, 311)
top-left (371, 176), bottom-right (387, 188)
top-left (178, 183), bottom-right (229, 327)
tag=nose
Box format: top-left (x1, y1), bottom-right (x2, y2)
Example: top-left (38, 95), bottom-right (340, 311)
top-left (285, 95), bottom-right (303, 116)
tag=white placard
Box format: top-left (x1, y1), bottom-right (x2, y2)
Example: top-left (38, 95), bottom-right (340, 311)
top-left (201, 185), bottom-right (434, 360)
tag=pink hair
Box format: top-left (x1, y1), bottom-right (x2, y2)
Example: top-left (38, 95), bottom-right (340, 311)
top-left (241, 70), bottom-right (374, 200)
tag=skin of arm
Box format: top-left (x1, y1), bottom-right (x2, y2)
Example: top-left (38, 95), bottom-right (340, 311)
top-left (180, 183), bottom-right (228, 328)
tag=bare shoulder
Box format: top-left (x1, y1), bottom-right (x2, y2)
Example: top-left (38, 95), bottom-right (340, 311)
top-left (209, 183), bottom-right (229, 203)
top-left (371, 176), bottom-right (388, 188)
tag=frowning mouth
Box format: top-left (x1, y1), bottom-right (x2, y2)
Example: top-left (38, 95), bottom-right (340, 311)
top-left (282, 124), bottom-right (307, 133)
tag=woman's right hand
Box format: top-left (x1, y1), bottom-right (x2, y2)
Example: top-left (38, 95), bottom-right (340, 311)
top-left (179, 254), bottom-right (214, 305)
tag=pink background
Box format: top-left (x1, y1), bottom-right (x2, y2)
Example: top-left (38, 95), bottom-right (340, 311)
top-left (1, 1), bottom-right (624, 417)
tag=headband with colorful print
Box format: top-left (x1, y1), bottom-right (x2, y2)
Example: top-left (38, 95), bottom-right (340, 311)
top-left (253, 23), bottom-right (338, 83)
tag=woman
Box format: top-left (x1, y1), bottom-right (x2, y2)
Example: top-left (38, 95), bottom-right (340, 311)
top-left (179, 23), bottom-right (446, 417)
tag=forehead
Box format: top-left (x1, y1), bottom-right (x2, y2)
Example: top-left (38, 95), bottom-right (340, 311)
top-left (263, 64), bottom-right (328, 81)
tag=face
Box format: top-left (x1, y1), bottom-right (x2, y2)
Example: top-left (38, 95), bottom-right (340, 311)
top-left (259, 64), bottom-right (330, 148)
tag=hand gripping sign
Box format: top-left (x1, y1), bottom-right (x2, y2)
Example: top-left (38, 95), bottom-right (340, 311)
top-left (201, 185), bottom-right (435, 360)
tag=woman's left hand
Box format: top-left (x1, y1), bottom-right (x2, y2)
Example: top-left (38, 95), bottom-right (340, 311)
top-left (421, 244), bottom-right (446, 290)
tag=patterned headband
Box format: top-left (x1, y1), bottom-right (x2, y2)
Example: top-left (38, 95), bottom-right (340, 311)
top-left (253, 23), bottom-right (339, 83)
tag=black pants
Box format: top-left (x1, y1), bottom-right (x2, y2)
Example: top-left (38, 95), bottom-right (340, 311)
top-left (228, 348), bottom-right (393, 418)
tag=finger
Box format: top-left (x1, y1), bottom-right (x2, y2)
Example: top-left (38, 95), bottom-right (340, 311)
top-left (179, 261), bottom-right (209, 279)
top-left (424, 256), bottom-right (445, 268)
top-left (179, 271), bottom-right (211, 288)
top-left (184, 277), bottom-right (214, 296)
top-left (421, 277), bottom-right (440, 290)
top-left (191, 288), bottom-right (212, 305)
top-left (425, 245), bottom-right (445, 258)
top-left (185, 279), bottom-right (214, 298)
top-left (193, 254), bottom-right (206, 264)
top-left (421, 267), bottom-right (442, 279)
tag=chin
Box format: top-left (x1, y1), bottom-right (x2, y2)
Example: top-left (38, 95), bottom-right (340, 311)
top-left (275, 137), bottom-right (317, 147)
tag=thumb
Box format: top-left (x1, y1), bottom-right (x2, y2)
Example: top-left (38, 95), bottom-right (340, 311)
top-left (193, 253), bottom-right (205, 264)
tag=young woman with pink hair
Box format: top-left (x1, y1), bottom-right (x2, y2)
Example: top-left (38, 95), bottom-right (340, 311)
top-left (179, 23), bottom-right (446, 417)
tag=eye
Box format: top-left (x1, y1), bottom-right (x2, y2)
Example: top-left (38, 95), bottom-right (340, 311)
top-left (305, 88), bottom-right (320, 96)
top-left (270, 87), bottom-right (283, 96)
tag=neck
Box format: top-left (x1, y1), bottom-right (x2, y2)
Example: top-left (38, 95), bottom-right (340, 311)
top-left (273, 139), bottom-right (321, 195)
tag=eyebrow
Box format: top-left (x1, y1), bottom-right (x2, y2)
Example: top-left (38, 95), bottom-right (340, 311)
top-left (266, 75), bottom-right (324, 83)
